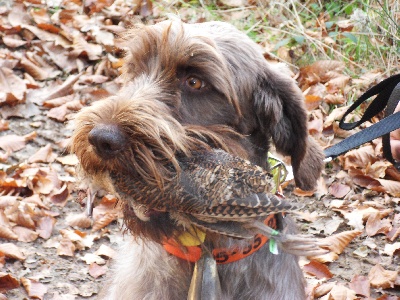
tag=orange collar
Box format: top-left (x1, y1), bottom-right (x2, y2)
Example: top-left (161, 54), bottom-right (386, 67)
top-left (162, 214), bottom-right (277, 264)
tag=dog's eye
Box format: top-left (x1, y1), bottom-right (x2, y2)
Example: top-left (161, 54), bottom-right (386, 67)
top-left (186, 77), bottom-right (204, 90)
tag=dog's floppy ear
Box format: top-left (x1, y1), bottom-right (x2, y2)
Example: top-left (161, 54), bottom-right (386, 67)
top-left (253, 63), bottom-right (324, 191)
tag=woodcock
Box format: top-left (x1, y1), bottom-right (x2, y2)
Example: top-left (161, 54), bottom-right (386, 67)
top-left (110, 149), bottom-right (325, 256)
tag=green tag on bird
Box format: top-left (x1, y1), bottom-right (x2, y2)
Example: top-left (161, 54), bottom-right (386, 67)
top-left (269, 229), bottom-right (279, 255)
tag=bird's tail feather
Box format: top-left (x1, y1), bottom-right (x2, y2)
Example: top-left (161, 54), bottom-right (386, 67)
top-left (251, 221), bottom-right (329, 257)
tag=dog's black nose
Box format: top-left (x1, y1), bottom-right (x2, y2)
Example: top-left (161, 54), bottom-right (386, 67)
top-left (88, 124), bottom-right (127, 158)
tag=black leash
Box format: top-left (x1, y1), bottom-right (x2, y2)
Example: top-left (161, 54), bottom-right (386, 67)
top-left (324, 74), bottom-right (400, 171)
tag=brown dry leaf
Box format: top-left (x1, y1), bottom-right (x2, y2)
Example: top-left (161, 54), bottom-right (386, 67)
top-left (15, 206), bottom-right (36, 229)
top-left (340, 207), bottom-right (393, 230)
top-left (21, 24), bottom-right (59, 42)
top-left (86, 0), bottom-right (116, 14)
top-left (21, 277), bottom-right (48, 299)
top-left (322, 230), bottom-right (362, 254)
top-left (328, 182), bottom-right (350, 198)
top-left (28, 144), bottom-right (57, 163)
top-left (0, 67), bottom-right (27, 104)
top-left (324, 105), bottom-right (350, 128)
top-left (0, 196), bottom-right (18, 208)
top-left (328, 284), bottom-right (357, 300)
top-left (303, 260), bottom-right (333, 279)
top-left (0, 272), bottom-right (19, 293)
top-left (20, 56), bottom-right (54, 81)
top-left (0, 120), bottom-right (9, 132)
top-left (366, 213), bottom-right (392, 236)
top-left (27, 172), bottom-right (54, 195)
top-left (351, 174), bottom-right (383, 191)
top-left (13, 226), bottom-right (39, 243)
top-left (349, 274), bottom-right (370, 298)
top-left (343, 145), bottom-right (377, 170)
top-left (92, 213), bottom-right (117, 232)
top-left (36, 73), bottom-right (82, 104)
top-left (88, 263), bottom-right (107, 279)
top-left (0, 243), bottom-right (25, 260)
top-left (314, 282), bottom-right (335, 298)
top-left (57, 238), bottom-right (76, 256)
top-left (299, 60), bottom-right (344, 86)
top-left (95, 244), bottom-right (116, 258)
top-left (29, 7), bottom-right (51, 24)
top-left (71, 34), bottom-right (103, 60)
top-left (80, 253), bottom-right (105, 265)
top-left (23, 194), bottom-right (49, 210)
top-left (0, 210), bottom-right (18, 240)
top-left (326, 75), bottom-right (350, 94)
top-left (50, 184), bottom-right (70, 206)
top-left (2, 35), bottom-right (27, 48)
top-left (66, 99), bottom-right (83, 111)
top-left (308, 251), bottom-right (339, 263)
top-left (56, 154), bottom-right (79, 166)
top-left (66, 213), bottom-right (92, 228)
top-left (47, 103), bottom-right (70, 122)
top-left (36, 216), bottom-right (56, 239)
top-left (308, 117), bottom-right (323, 136)
top-left (383, 242), bottom-right (400, 256)
top-left (324, 94), bottom-right (345, 105)
top-left (368, 264), bottom-right (398, 289)
top-left (367, 161), bottom-right (392, 178)
top-left (0, 225), bottom-right (18, 240)
top-left (43, 94), bottom-right (74, 108)
top-left (375, 178), bottom-right (400, 196)
top-left (304, 95), bottom-right (322, 111)
top-left (0, 131), bottom-right (36, 152)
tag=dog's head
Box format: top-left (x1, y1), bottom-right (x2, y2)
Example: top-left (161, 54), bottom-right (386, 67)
top-left (71, 20), bottom-right (323, 242)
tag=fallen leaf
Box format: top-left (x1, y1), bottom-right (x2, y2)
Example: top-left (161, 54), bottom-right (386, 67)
top-left (50, 184), bottom-right (70, 206)
top-left (0, 243), bottom-right (25, 260)
top-left (66, 213), bottom-right (92, 228)
top-left (303, 260), bottom-right (333, 279)
top-left (299, 60), bottom-right (345, 87)
top-left (322, 230), bottom-right (362, 254)
top-left (349, 275), bottom-right (370, 298)
top-left (314, 282), bottom-right (335, 298)
top-left (13, 226), bottom-right (39, 243)
top-left (88, 263), bottom-right (107, 278)
top-left (368, 264), bottom-right (397, 289)
top-left (366, 213), bottom-right (392, 236)
top-left (80, 253), bottom-right (105, 265)
top-left (36, 216), bottom-right (56, 239)
top-left (56, 154), bottom-right (79, 166)
top-left (328, 182), bottom-right (350, 198)
top-left (0, 67), bottom-right (27, 104)
top-left (28, 144), bottom-right (57, 163)
top-left (57, 238), bottom-right (76, 257)
top-left (382, 242), bottom-right (400, 256)
top-left (328, 284), bottom-right (357, 300)
top-left (21, 277), bottom-right (48, 300)
top-left (309, 251), bottom-right (339, 263)
top-left (0, 272), bottom-right (19, 293)
top-left (94, 244), bottom-right (116, 258)
top-left (92, 213), bottom-right (117, 232)
top-left (0, 132), bottom-right (36, 152)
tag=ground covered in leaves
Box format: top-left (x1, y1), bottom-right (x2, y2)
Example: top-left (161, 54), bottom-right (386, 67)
top-left (0, 0), bottom-right (399, 299)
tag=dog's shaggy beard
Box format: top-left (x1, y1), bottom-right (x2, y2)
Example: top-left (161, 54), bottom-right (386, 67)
top-left (71, 94), bottom-right (247, 244)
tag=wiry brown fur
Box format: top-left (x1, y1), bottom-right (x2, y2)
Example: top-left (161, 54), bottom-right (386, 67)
top-left (72, 19), bottom-right (324, 300)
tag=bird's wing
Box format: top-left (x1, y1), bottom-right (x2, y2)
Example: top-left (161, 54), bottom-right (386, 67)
top-left (178, 150), bottom-right (301, 218)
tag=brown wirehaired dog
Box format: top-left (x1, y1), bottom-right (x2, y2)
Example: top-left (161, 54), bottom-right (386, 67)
top-left (72, 20), bottom-right (324, 300)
